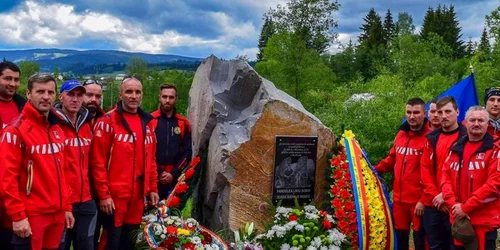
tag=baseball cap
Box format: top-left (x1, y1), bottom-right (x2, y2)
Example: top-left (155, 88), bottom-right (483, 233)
top-left (59, 79), bottom-right (86, 94)
top-left (451, 217), bottom-right (478, 250)
top-left (484, 87), bottom-right (500, 103)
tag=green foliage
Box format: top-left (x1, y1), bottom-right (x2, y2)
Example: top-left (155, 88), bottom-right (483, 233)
top-left (486, 5), bottom-right (500, 42)
top-left (18, 61), bottom-right (41, 93)
top-left (395, 12), bottom-right (415, 37)
top-left (125, 56), bottom-right (149, 77)
top-left (257, 16), bottom-right (276, 62)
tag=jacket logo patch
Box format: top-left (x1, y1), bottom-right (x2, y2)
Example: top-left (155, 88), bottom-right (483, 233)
top-left (476, 153), bottom-right (485, 160)
top-left (53, 131), bottom-right (60, 140)
top-left (174, 126), bottom-right (181, 135)
top-left (95, 130), bottom-right (102, 137)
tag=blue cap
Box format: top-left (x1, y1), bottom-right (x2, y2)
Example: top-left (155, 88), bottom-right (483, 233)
top-left (59, 79), bottom-right (85, 94)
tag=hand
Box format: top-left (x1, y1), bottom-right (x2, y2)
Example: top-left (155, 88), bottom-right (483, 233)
top-left (439, 204), bottom-right (449, 213)
top-left (452, 204), bottom-right (469, 219)
top-left (159, 172), bottom-right (173, 184)
top-left (12, 218), bottom-right (31, 238)
top-left (414, 202), bottom-right (424, 217)
top-left (432, 193), bottom-right (444, 208)
top-left (100, 198), bottom-right (115, 215)
top-left (150, 192), bottom-right (159, 206)
top-left (65, 212), bottom-right (75, 229)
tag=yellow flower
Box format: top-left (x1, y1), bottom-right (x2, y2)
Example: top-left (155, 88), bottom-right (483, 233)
top-left (177, 228), bottom-right (190, 236)
top-left (342, 130), bottom-right (355, 139)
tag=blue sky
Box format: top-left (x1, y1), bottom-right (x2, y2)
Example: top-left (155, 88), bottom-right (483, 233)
top-left (0, 0), bottom-right (497, 60)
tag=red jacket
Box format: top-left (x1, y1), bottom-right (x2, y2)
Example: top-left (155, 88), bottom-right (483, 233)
top-left (441, 134), bottom-right (500, 226)
top-left (54, 104), bottom-right (93, 204)
top-left (0, 102), bottom-right (71, 222)
top-left (487, 122), bottom-right (500, 138)
top-left (90, 102), bottom-right (158, 200)
top-left (376, 121), bottom-right (430, 204)
top-left (420, 124), bottom-right (467, 207)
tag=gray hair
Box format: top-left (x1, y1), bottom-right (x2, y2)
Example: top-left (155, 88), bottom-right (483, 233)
top-left (465, 105), bottom-right (489, 121)
top-left (27, 73), bottom-right (57, 91)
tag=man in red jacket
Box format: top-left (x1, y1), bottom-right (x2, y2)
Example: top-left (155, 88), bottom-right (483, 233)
top-left (54, 80), bottom-right (96, 250)
top-left (484, 87), bottom-right (500, 137)
top-left (428, 98), bottom-right (441, 130)
top-left (441, 106), bottom-right (500, 250)
top-left (376, 97), bottom-right (430, 250)
top-left (90, 76), bottom-right (159, 250)
top-left (0, 73), bottom-right (74, 250)
top-left (421, 96), bottom-right (467, 250)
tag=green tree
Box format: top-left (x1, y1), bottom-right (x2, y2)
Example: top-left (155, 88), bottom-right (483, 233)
top-left (18, 61), bottom-right (41, 90)
top-left (255, 31), bottom-right (335, 101)
top-left (265, 0), bottom-right (339, 54)
top-left (357, 8), bottom-right (387, 80)
top-left (125, 56), bottom-right (148, 77)
top-left (53, 65), bottom-right (61, 84)
top-left (383, 9), bottom-right (396, 44)
top-left (329, 40), bottom-right (358, 84)
top-left (478, 27), bottom-right (491, 54)
top-left (465, 37), bottom-right (475, 58)
top-left (395, 12), bottom-right (415, 37)
top-left (257, 16), bottom-right (275, 61)
top-left (486, 5), bottom-right (500, 42)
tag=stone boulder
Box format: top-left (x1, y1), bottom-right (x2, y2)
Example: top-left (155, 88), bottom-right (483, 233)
top-left (188, 55), bottom-right (335, 232)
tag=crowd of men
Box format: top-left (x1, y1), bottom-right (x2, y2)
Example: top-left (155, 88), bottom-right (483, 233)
top-left (376, 89), bottom-right (500, 250)
top-left (0, 61), bottom-right (192, 250)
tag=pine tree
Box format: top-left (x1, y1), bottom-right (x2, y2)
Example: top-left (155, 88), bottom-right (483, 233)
top-left (465, 37), bottom-right (475, 57)
top-left (420, 7), bottom-right (435, 39)
top-left (395, 12), bottom-right (415, 37)
top-left (359, 8), bottom-right (384, 47)
top-left (383, 9), bottom-right (395, 44)
top-left (478, 27), bottom-right (491, 54)
top-left (257, 16), bottom-right (276, 61)
top-left (357, 8), bottom-right (386, 80)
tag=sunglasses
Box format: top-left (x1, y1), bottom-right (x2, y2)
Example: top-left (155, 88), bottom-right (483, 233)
top-left (83, 79), bottom-right (103, 87)
top-left (122, 75), bottom-right (143, 84)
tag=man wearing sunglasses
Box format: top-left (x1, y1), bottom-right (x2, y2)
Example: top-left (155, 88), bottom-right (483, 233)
top-left (82, 80), bottom-right (105, 127)
top-left (90, 76), bottom-right (159, 250)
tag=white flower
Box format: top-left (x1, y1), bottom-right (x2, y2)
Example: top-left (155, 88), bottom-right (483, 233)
top-left (284, 221), bottom-right (297, 231)
top-left (326, 215), bottom-right (335, 223)
top-left (304, 205), bottom-right (318, 214)
top-left (160, 234), bottom-right (166, 239)
top-left (295, 224), bottom-right (305, 232)
top-left (276, 207), bottom-right (292, 215)
top-left (327, 229), bottom-right (346, 245)
top-left (305, 213), bottom-right (320, 220)
top-left (311, 237), bottom-right (322, 247)
top-left (280, 243), bottom-right (291, 250)
top-left (290, 247), bottom-right (300, 250)
top-left (306, 246), bottom-right (316, 250)
top-left (211, 244), bottom-right (220, 250)
top-left (266, 229), bottom-right (275, 239)
top-left (320, 247), bottom-right (328, 250)
top-left (142, 214), bottom-right (157, 223)
top-left (191, 236), bottom-right (202, 245)
top-left (271, 225), bottom-right (287, 238)
top-left (328, 245), bottom-right (340, 250)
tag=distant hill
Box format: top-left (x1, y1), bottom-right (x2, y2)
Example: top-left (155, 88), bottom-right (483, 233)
top-left (0, 48), bottom-right (203, 75)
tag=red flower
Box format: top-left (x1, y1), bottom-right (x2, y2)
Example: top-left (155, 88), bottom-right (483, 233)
top-left (339, 189), bottom-right (351, 199)
top-left (333, 170), bottom-right (343, 179)
top-left (288, 214), bottom-right (298, 221)
top-left (167, 196), bottom-right (181, 207)
top-left (337, 220), bottom-right (349, 232)
top-left (167, 226), bottom-right (177, 235)
top-left (322, 220), bottom-right (332, 229)
top-left (185, 168), bottom-right (195, 180)
top-left (330, 186), bottom-right (340, 195)
top-left (334, 209), bottom-right (346, 219)
top-left (344, 201), bottom-right (355, 211)
top-left (339, 153), bottom-right (347, 161)
top-left (160, 236), bottom-right (179, 247)
top-left (201, 231), bottom-right (212, 244)
top-left (182, 242), bottom-right (195, 250)
top-left (348, 212), bottom-right (357, 223)
top-left (331, 198), bottom-right (342, 208)
top-left (331, 157), bottom-right (341, 167)
top-left (340, 162), bottom-right (349, 170)
top-left (337, 180), bottom-right (347, 189)
top-left (175, 182), bottom-right (189, 194)
top-left (349, 223), bottom-right (358, 232)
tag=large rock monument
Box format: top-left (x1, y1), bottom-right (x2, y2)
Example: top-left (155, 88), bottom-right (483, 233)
top-left (188, 55), bottom-right (335, 231)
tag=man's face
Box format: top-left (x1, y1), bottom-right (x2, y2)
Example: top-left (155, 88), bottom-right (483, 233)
top-left (428, 103), bottom-right (440, 127)
top-left (83, 84), bottom-right (103, 112)
top-left (486, 96), bottom-right (500, 119)
top-left (159, 88), bottom-right (177, 113)
top-left (0, 69), bottom-right (20, 100)
top-left (466, 110), bottom-right (488, 138)
top-left (438, 102), bottom-right (459, 129)
top-left (27, 81), bottom-right (56, 115)
top-left (59, 88), bottom-right (84, 115)
top-left (405, 104), bottom-right (425, 130)
top-left (119, 79), bottom-right (142, 112)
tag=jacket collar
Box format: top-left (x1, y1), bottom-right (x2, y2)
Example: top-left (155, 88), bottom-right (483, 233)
top-left (53, 102), bottom-right (92, 131)
top-left (12, 93), bottom-right (26, 112)
top-left (399, 118), bottom-right (429, 134)
top-left (451, 132), bottom-right (495, 155)
top-left (22, 101), bottom-right (60, 127)
top-left (115, 101), bottom-right (153, 134)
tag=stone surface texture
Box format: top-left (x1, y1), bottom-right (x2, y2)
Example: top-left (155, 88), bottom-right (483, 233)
top-left (188, 55), bottom-right (335, 231)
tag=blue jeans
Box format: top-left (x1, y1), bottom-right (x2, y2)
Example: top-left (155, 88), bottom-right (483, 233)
top-left (423, 206), bottom-right (453, 250)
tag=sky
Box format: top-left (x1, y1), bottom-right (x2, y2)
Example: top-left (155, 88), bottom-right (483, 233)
top-left (0, 0), bottom-right (497, 60)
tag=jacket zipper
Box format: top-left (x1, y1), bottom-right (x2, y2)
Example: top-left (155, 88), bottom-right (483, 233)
top-left (131, 133), bottom-right (137, 197)
top-left (166, 120), bottom-right (170, 159)
top-left (400, 136), bottom-right (412, 202)
top-left (76, 133), bottom-right (84, 203)
top-left (47, 129), bottom-right (63, 211)
top-left (469, 174), bottom-right (474, 199)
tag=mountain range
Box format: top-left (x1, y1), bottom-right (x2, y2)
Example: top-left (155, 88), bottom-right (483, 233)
top-left (0, 48), bottom-right (203, 75)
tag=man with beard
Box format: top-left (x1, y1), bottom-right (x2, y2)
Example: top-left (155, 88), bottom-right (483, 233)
top-left (421, 96), bottom-right (467, 250)
top-left (150, 83), bottom-right (192, 199)
top-left (0, 73), bottom-right (74, 250)
top-left (0, 61), bottom-right (26, 250)
top-left (54, 80), bottom-right (96, 250)
top-left (375, 98), bottom-right (430, 250)
top-left (483, 87), bottom-right (500, 137)
top-left (428, 99), bottom-right (441, 130)
top-left (82, 80), bottom-right (105, 127)
top-left (441, 106), bottom-right (500, 250)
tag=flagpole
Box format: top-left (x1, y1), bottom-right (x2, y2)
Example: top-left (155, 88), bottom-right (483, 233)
top-left (470, 63), bottom-right (474, 74)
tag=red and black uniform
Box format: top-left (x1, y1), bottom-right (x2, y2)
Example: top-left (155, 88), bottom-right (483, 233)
top-left (441, 134), bottom-right (500, 250)
top-left (53, 104), bottom-right (97, 250)
top-left (486, 121), bottom-right (500, 138)
top-left (0, 102), bottom-right (71, 250)
top-left (150, 108), bottom-right (192, 199)
top-left (376, 120), bottom-right (430, 250)
top-left (90, 102), bottom-right (158, 250)
top-left (420, 124), bottom-right (467, 250)
top-left (0, 93), bottom-right (25, 250)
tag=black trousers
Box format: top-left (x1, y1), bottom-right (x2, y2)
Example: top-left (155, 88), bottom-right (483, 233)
top-left (0, 227), bottom-right (13, 250)
top-left (59, 200), bottom-right (97, 250)
top-left (423, 206), bottom-right (454, 250)
top-left (101, 213), bottom-right (139, 250)
top-left (453, 230), bottom-right (497, 250)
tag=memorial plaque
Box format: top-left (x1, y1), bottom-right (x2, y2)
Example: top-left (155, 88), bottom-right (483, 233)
top-left (272, 136), bottom-right (318, 206)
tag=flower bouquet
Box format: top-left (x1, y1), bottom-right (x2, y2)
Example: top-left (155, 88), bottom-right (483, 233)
top-left (328, 130), bottom-right (395, 249)
top-left (238, 205), bottom-right (346, 250)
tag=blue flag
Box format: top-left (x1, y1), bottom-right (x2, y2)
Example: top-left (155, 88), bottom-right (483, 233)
top-left (425, 73), bottom-right (478, 122)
